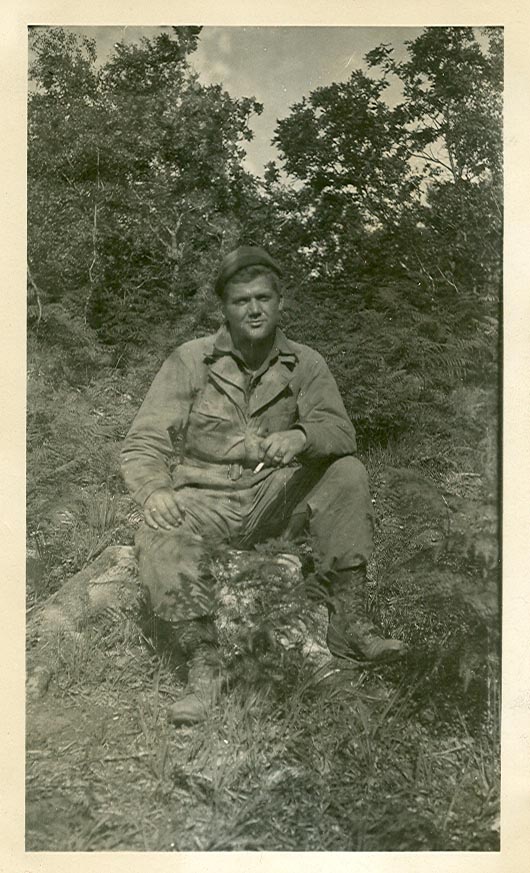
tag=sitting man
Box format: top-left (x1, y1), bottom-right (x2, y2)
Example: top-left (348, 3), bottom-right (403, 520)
top-left (121, 246), bottom-right (405, 724)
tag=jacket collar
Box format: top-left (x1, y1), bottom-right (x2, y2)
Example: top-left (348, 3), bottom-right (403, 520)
top-left (205, 325), bottom-right (297, 417)
top-left (210, 324), bottom-right (298, 365)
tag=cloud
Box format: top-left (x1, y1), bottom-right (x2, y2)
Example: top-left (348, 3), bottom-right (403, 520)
top-left (216, 29), bottom-right (233, 57)
top-left (203, 60), bottom-right (232, 85)
top-left (193, 27), bottom-right (235, 90)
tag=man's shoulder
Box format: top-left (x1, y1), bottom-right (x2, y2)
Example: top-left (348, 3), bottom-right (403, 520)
top-left (167, 333), bottom-right (217, 363)
top-left (284, 336), bottom-right (328, 368)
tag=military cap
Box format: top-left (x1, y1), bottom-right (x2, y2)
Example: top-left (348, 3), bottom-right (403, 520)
top-left (214, 245), bottom-right (282, 296)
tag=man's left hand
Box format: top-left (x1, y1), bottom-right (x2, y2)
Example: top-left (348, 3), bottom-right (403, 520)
top-left (258, 429), bottom-right (307, 467)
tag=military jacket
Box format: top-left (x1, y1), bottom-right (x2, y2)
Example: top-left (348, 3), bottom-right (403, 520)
top-left (121, 326), bottom-right (356, 505)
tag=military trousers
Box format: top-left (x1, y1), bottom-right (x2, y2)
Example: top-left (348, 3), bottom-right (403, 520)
top-left (135, 456), bottom-right (374, 623)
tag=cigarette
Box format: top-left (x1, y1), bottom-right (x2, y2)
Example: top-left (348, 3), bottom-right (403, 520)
top-left (253, 461), bottom-right (265, 473)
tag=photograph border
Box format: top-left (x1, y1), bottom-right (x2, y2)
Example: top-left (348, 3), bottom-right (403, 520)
top-left (2, 1), bottom-right (529, 870)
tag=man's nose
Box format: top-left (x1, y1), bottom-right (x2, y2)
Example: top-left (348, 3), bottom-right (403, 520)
top-left (248, 298), bottom-right (261, 315)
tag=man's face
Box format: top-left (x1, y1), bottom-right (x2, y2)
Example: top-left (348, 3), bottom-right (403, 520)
top-left (221, 275), bottom-right (283, 347)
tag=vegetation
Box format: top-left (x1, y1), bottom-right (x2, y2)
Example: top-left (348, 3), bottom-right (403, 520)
top-left (27, 25), bottom-right (501, 851)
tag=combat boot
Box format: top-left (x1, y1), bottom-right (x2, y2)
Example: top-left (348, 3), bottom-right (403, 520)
top-left (167, 618), bottom-right (224, 726)
top-left (168, 643), bottom-right (224, 725)
top-left (325, 566), bottom-right (406, 664)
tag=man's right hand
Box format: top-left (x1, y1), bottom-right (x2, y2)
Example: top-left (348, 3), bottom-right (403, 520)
top-left (143, 487), bottom-right (186, 530)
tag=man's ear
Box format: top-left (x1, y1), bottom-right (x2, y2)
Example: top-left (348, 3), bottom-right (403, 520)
top-left (278, 294), bottom-right (284, 313)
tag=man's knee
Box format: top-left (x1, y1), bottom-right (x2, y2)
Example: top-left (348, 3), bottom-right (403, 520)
top-left (305, 456), bottom-right (372, 522)
top-left (135, 521), bottom-right (176, 556)
top-left (134, 522), bottom-right (204, 566)
top-left (322, 456), bottom-right (370, 495)
top-left (305, 456), bottom-right (374, 569)
top-left (134, 523), bottom-right (213, 622)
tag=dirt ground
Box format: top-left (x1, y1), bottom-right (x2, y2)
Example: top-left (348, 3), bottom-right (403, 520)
top-left (25, 471), bottom-right (500, 852)
top-left (26, 610), bottom-right (500, 853)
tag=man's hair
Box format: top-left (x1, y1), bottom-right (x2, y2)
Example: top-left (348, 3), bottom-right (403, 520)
top-left (220, 265), bottom-right (281, 298)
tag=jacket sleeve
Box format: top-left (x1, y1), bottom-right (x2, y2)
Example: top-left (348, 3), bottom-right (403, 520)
top-left (120, 350), bottom-right (196, 505)
top-left (295, 351), bottom-right (357, 459)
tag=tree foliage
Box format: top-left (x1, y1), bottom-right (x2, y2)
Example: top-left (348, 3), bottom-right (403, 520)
top-left (27, 27), bottom-right (501, 757)
top-left (267, 26), bottom-right (501, 444)
top-left (28, 24), bottom-right (501, 444)
top-left (28, 26), bottom-right (263, 350)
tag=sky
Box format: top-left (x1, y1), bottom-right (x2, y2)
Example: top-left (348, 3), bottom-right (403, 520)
top-left (194, 27), bottom-right (425, 174)
top-left (63, 25), bottom-right (424, 176)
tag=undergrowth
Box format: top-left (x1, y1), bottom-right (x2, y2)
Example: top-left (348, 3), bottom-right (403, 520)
top-left (27, 607), bottom-right (500, 851)
top-left (26, 319), bottom-right (500, 852)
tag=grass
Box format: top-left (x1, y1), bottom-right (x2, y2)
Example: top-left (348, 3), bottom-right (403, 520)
top-left (26, 618), bottom-right (500, 851)
top-left (26, 337), bottom-right (500, 852)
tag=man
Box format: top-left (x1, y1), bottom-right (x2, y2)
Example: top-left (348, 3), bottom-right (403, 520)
top-left (121, 246), bottom-right (405, 725)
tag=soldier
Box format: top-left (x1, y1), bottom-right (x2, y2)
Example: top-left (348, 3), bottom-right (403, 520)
top-left (121, 246), bottom-right (405, 724)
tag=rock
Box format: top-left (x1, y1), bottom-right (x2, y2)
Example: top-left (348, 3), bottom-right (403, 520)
top-left (27, 546), bottom-right (140, 699)
top-left (29, 545), bottom-right (139, 639)
top-left (26, 544), bottom-right (329, 700)
top-left (26, 665), bottom-right (53, 699)
top-left (26, 549), bottom-right (46, 590)
top-left (212, 549), bottom-right (329, 666)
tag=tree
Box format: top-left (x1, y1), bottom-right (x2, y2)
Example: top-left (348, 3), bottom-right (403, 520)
top-left (28, 26), bottom-right (263, 350)
top-left (265, 27), bottom-right (502, 443)
top-left (366, 26), bottom-right (502, 337)
top-left (272, 70), bottom-right (421, 278)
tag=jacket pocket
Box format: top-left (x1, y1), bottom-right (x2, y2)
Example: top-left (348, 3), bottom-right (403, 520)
top-left (189, 388), bottom-right (233, 423)
top-left (191, 408), bottom-right (231, 425)
top-left (258, 397), bottom-right (298, 434)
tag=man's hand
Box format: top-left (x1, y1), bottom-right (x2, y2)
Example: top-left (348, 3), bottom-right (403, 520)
top-left (244, 426), bottom-right (265, 465)
top-left (143, 487), bottom-right (186, 530)
top-left (258, 429), bottom-right (307, 468)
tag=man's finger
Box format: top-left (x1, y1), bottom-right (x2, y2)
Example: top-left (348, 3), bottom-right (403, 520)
top-left (144, 508), bottom-right (159, 530)
top-left (282, 447), bottom-right (296, 465)
top-left (258, 442), bottom-right (274, 464)
top-left (163, 498), bottom-right (185, 524)
top-left (152, 508), bottom-right (176, 529)
top-left (146, 502), bottom-right (180, 529)
top-left (259, 435), bottom-right (274, 453)
top-left (160, 503), bottom-right (184, 527)
top-left (262, 436), bottom-right (279, 454)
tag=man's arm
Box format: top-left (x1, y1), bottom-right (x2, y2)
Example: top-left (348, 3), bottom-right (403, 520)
top-left (294, 350), bottom-right (357, 459)
top-left (257, 350), bottom-right (356, 468)
top-left (120, 350), bottom-right (195, 506)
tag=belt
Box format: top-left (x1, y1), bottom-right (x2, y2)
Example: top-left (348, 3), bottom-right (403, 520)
top-left (181, 456), bottom-right (255, 481)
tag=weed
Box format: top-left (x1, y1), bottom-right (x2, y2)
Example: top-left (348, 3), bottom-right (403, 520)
top-left (26, 289), bottom-right (499, 852)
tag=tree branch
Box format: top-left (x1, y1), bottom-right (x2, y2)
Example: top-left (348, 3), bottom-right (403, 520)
top-left (436, 265), bottom-right (460, 294)
top-left (409, 151), bottom-right (455, 175)
top-left (85, 147), bottom-right (100, 325)
top-left (88, 203), bottom-right (98, 284)
top-left (27, 261), bottom-right (43, 327)
top-left (443, 107), bottom-right (461, 182)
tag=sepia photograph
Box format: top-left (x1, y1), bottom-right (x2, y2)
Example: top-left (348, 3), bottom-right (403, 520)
top-left (25, 23), bottom-right (502, 853)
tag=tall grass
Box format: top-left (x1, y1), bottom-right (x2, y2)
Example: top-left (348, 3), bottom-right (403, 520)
top-left (26, 318), bottom-right (499, 851)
